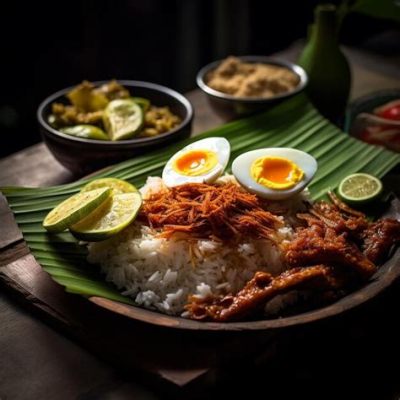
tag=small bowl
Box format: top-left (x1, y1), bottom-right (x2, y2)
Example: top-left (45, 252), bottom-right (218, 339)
top-left (196, 56), bottom-right (308, 119)
top-left (344, 89), bottom-right (400, 132)
top-left (38, 80), bottom-right (194, 174)
top-left (344, 89), bottom-right (400, 153)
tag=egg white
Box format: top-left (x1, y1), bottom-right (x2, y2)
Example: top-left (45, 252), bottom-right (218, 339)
top-left (162, 137), bottom-right (231, 187)
top-left (232, 148), bottom-right (318, 200)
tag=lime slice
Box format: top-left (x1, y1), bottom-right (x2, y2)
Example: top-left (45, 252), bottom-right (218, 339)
top-left (131, 97), bottom-right (151, 113)
top-left (338, 173), bottom-right (383, 204)
top-left (43, 188), bottom-right (111, 233)
top-left (60, 125), bottom-right (109, 140)
top-left (82, 178), bottom-right (138, 195)
top-left (103, 99), bottom-right (143, 141)
top-left (69, 192), bottom-right (142, 241)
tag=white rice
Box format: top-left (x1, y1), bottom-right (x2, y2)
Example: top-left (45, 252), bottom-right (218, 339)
top-left (87, 176), bottom-right (310, 316)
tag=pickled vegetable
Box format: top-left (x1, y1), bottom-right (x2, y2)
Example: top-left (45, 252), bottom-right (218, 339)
top-left (131, 97), bottom-right (151, 113)
top-left (103, 99), bottom-right (143, 140)
top-left (67, 81), bottom-right (109, 112)
top-left (60, 125), bottom-right (109, 140)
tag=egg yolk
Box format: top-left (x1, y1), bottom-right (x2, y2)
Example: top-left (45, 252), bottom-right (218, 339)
top-left (251, 156), bottom-right (304, 190)
top-left (173, 149), bottom-right (218, 176)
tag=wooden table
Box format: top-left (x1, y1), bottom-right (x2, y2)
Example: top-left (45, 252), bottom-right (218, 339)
top-left (1, 44), bottom-right (400, 400)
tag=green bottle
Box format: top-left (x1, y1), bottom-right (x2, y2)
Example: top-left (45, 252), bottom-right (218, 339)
top-left (298, 4), bottom-right (351, 122)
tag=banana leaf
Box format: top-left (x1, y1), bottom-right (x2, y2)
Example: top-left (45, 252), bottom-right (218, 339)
top-left (2, 95), bottom-right (400, 304)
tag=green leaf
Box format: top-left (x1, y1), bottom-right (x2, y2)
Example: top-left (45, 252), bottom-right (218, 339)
top-left (2, 94), bottom-right (400, 307)
top-left (351, 0), bottom-right (400, 23)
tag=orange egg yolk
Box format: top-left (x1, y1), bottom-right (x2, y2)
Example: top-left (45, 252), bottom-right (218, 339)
top-left (251, 156), bottom-right (304, 190)
top-left (173, 149), bottom-right (218, 176)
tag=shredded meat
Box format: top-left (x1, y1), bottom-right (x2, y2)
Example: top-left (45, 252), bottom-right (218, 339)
top-left (288, 192), bottom-right (400, 274)
top-left (186, 265), bottom-right (337, 321)
top-left (308, 192), bottom-right (369, 236)
top-left (286, 192), bottom-right (376, 278)
top-left (285, 223), bottom-right (376, 278)
top-left (362, 219), bottom-right (400, 264)
top-left (328, 191), bottom-right (365, 217)
top-left (140, 183), bottom-right (282, 241)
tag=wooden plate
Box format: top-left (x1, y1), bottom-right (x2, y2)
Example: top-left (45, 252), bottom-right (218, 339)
top-left (2, 187), bottom-right (400, 332)
top-left (85, 198), bottom-right (400, 331)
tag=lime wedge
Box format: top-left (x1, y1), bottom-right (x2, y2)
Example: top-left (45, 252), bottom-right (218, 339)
top-left (82, 178), bottom-right (138, 195)
top-left (69, 192), bottom-right (142, 241)
top-left (338, 173), bottom-right (383, 204)
top-left (103, 99), bottom-right (143, 141)
top-left (43, 188), bottom-right (111, 233)
top-left (60, 125), bottom-right (109, 140)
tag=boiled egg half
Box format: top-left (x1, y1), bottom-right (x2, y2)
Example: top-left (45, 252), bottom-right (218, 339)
top-left (162, 137), bottom-right (230, 187)
top-left (232, 148), bottom-right (317, 200)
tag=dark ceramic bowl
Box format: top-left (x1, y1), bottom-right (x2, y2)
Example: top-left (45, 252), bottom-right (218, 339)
top-left (196, 56), bottom-right (308, 119)
top-left (38, 80), bottom-right (194, 174)
top-left (344, 89), bottom-right (400, 133)
top-left (344, 89), bottom-right (400, 153)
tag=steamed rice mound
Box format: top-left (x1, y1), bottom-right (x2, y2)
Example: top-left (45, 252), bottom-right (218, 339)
top-left (87, 176), bottom-right (309, 316)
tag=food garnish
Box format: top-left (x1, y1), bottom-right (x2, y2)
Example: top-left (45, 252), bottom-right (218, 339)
top-left (338, 173), bottom-right (382, 204)
top-left (131, 97), bottom-right (150, 113)
top-left (232, 148), bottom-right (317, 199)
top-left (162, 137), bottom-right (230, 187)
top-left (59, 125), bottom-right (109, 140)
top-left (141, 182), bottom-right (282, 241)
top-left (103, 99), bottom-right (144, 141)
top-left (43, 187), bottom-right (111, 233)
top-left (43, 179), bottom-right (141, 240)
top-left (82, 177), bottom-right (138, 194)
top-left (70, 192), bottom-right (142, 241)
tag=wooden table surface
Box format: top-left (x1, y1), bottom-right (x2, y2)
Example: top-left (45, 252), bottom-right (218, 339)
top-left (1, 44), bottom-right (400, 400)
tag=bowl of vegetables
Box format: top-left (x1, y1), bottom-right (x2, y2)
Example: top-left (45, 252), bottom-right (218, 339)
top-left (38, 80), bottom-right (194, 174)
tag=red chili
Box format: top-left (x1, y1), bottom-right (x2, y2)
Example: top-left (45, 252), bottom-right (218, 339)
top-left (376, 104), bottom-right (400, 121)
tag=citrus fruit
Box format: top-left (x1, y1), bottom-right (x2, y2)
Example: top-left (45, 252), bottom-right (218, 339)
top-left (69, 192), bottom-right (142, 241)
top-left (103, 99), bottom-right (143, 141)
top-left (131, 97), bottom-right (151, 113)
top-left (338, 173), bottom-right (383, 204)
top-left (67, 80), bottom-right (109, 111)
top-left (43, 187), bottom-right (111, 233)
top-left (82, 178), bottom-right (138, 195)
top-left (60, 125), bottom-right (109, 140)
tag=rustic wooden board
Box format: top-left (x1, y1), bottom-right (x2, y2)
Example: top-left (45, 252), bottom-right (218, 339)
top-left (0, 193), bottom-right (280, 393)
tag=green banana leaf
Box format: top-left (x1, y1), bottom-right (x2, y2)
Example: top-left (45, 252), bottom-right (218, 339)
top-left (2, 95), bottom-right (400, 304)
top-left (350, 0), bottom-right (400, 24)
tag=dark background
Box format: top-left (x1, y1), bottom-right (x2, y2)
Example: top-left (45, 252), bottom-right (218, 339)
top-left (0, 0), bottom-right (399, 157)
